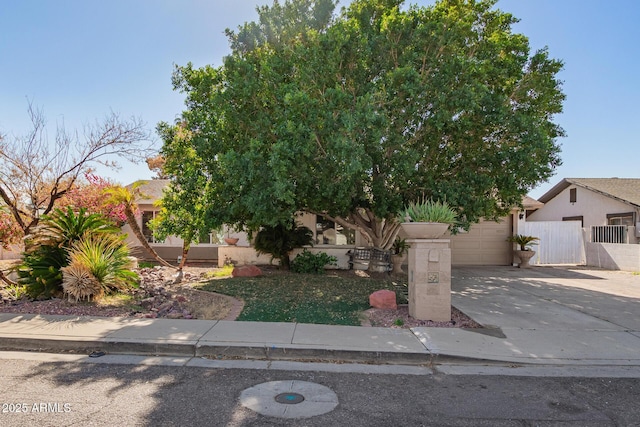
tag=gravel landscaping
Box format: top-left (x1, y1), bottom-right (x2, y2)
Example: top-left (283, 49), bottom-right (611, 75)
top-left (1, 263), bottom-right (480, 329)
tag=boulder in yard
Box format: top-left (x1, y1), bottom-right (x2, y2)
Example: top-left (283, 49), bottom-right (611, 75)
top-left (232, 265), bottom-right (263, 277)
top-left (369, 289), bottom-right (397, 310)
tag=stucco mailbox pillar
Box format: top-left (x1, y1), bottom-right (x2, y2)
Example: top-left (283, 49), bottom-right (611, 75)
top-left (406, 238), bottom-right (451, 322)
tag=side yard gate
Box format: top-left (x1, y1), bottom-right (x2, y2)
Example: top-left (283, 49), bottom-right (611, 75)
top-left (524, 221), bottom-right (585, 265)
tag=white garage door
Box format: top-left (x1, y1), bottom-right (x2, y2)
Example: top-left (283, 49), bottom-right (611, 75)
top-left (450, 217), bottom-right (512, 265)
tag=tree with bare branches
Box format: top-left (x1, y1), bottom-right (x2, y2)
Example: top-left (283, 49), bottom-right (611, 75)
top-left (0, 103), bottom-right (153, 243)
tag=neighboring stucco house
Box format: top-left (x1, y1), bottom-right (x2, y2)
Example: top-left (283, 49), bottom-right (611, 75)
top-left (123, 179), bottom-right (535, 267)
top-left (527, 178), bottom-right (640, 271)
top-left (527, 178), bottom-right (640, 243)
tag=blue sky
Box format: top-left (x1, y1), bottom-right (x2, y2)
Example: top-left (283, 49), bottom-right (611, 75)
top-left (1, 0), bottom-right (638, 199)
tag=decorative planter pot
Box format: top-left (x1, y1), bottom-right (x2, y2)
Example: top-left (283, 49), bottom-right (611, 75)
top-left (224, 237), bottom-right (239, 246)
top-left (400, 222), bottom-right (449, 239)
top-left (391, 254), bottom-right (406, 274)
top-left (514, 250), bottom-right (535, 268)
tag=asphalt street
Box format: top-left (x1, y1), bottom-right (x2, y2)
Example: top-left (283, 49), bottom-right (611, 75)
top-left (0, 354), bottom-right (639, 426)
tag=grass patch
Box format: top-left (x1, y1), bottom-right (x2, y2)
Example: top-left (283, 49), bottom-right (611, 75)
top-left (97, 293), bottom-right (142, 311)
top-left (196, 271), bottom-right (401, 326)
top-left (203, 264), bottom-right (234, 278)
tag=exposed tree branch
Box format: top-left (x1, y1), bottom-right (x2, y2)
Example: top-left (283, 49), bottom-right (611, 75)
top-left (0, 103), bottom-right (153, 240)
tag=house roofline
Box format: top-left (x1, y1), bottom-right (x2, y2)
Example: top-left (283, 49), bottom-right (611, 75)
top-left (538, 178), bottom-right (640, 209)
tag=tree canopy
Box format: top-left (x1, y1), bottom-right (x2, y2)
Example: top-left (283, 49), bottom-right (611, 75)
top-left (159, 0), bottom-right (565, 249)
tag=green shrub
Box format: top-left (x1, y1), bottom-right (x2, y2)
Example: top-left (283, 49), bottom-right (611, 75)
top-left (254, 220), bottom-right (313, 269)
top-left (19, 245), bottom-right (67, 298)
top-left (291, 250), bottom-right (337, 274)
top-left (393, 281), bottom-right (408, 304)
top-left (19, 207), bottom-right (122, 299)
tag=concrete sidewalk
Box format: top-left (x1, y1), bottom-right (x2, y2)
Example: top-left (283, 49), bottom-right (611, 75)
top-left (1, 266), bottom-right (639, 367)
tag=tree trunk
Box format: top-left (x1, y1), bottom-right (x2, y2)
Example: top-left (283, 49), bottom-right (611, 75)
top-left (318, 209), bottom-right (402, 250)
top-left (315, 209), bottom-right (402, 272)
top-left (0, 269), bottom-right (17, 286)
top-left (123, 206), bottom-right (177, 270)
top-left (280, 254), bottom-right (291, 270)
top-left (173, 242), bottom-right (190, 284)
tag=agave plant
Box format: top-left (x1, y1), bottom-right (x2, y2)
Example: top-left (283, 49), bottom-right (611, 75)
top-left (400, 198), bottom-right (457, 225)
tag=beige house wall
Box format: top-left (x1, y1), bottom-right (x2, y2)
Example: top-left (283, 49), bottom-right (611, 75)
top-left (527, 185), bottom-right (636, 228)
top-left (123, 194), bottom-right (521, 267)
top-left (218, 246), bottom-right (352, 269)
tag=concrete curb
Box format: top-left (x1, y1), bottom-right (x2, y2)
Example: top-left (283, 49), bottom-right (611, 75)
top-left (0, 336), bottom-right (437, 365)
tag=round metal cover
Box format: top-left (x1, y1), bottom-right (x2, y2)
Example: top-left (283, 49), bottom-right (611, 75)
top-left (275, 392), bottom-right (305, 404)
top-left (240, 380), bottom-right (338, 419)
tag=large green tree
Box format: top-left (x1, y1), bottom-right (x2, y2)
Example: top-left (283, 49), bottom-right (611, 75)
top-left (159, 0), bottom-right (564, 249)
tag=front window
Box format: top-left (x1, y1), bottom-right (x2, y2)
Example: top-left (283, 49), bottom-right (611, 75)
top-left (197, 228), bottom-right (224, 245)
top-left (315, 215), bottom-right (355, 245)
top-left (607, 212), bottom-right (634, 226)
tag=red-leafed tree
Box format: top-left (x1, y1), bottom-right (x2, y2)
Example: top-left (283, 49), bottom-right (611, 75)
top-left (0, 207), bottom-right (21, 250)
top-left (58, 173), bottom-right (130, 226)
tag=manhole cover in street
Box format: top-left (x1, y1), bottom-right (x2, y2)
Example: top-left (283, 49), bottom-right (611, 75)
top-left (240, 380), bottom-right (338, 419)
top-left (275, 392), bottom-right (305, 404)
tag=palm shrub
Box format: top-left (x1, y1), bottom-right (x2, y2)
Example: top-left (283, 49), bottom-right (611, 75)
top-left (507, 234), bottom-right (539, 251)
top-left (19, 207), bottom-right (121, 298)
top-left (30, 206), bottom-right (119, 249)
top-left (62, 234), bottom-right (138, 301)
top-left (18, 245), bottom-right (67, 298)
top-left (254, 220), bottom-right (313, 269)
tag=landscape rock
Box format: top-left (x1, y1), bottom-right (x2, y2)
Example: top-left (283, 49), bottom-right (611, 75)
top-left (166, 311), bottom-right (183, 319)
top-left (140, 297), bottom-right (156, 309)
top-left (232, 265), bottom-right (263, 277)
top-left (369, 289), bottom-right (397, 310)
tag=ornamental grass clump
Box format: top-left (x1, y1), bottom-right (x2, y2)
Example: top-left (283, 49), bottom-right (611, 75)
top-left (400, 199), bottom-right (457, 224)
top-left (61, 234), bottom-right (138, 301)
top-left (61, 263), bottom-right (104, 302)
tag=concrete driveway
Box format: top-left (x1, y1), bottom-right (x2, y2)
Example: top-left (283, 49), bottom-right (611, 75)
top-left (412, 266), bottom-right (640, 365)
top-left (452, 266), bottom-right (640, 331)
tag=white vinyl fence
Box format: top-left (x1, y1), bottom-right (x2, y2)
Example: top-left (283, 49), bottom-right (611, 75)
top-left (524, 221), bottom-right (585, 265)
